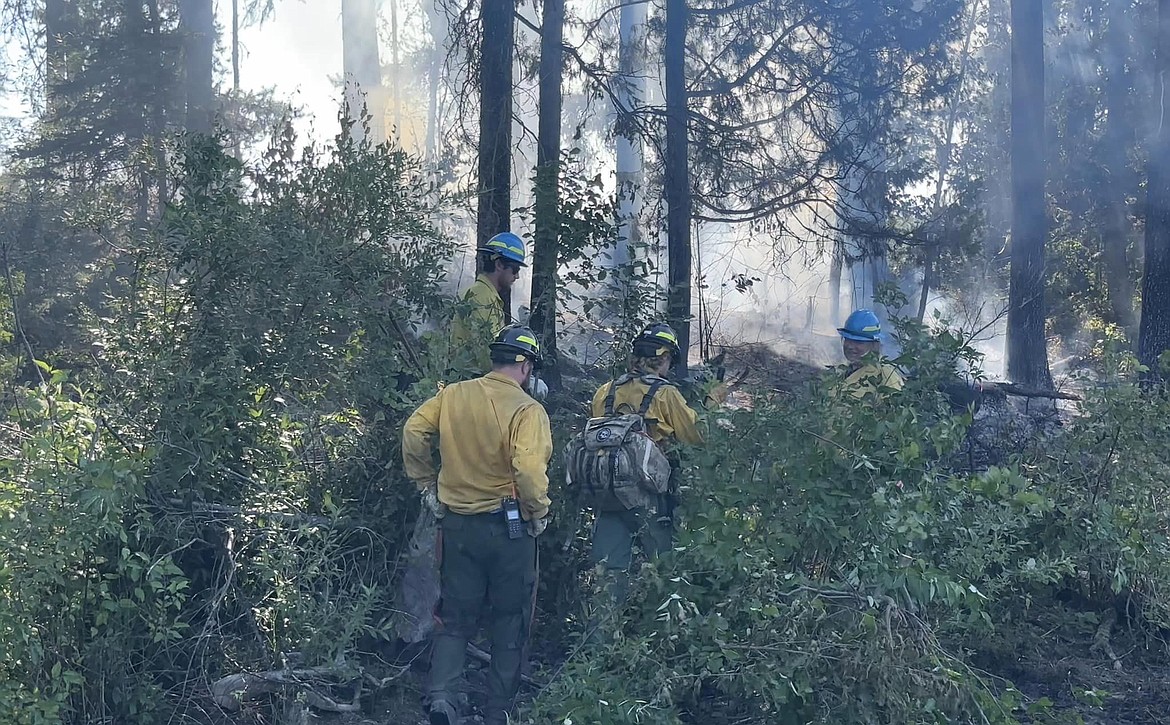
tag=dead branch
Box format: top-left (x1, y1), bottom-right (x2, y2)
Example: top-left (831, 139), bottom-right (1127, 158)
top-left (993, 383), bottom-right (1082, 401)
top-left (163, 499), bottom-right (345, 529)
top-left (466, 643), bottom-right (541, 687)
top-left (211, 664), bottom-right (360, 713)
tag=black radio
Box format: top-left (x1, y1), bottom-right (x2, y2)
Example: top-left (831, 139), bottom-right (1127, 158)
top-left (502, 497), bottom-right (524, 539)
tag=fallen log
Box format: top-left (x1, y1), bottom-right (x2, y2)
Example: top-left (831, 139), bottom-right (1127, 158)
top-left (991, 382), bottom-right (1082, 402)
top-left (211, 664), bottom-right (360, 714)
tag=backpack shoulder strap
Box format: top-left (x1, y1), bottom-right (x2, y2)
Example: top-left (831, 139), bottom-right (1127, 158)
top-left (639, 377), bottom-right (668, 416)
top-left (603, 374), bottom-right (635, 416)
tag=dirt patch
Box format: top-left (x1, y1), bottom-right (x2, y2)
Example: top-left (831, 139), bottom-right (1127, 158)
top-left (721, 341), bottom-right (824, 395)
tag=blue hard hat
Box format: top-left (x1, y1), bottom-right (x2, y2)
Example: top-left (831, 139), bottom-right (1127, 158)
top-left (838, 309), bottom-right (882, 341)
top-left (477, 231), bottom-right (527, 267)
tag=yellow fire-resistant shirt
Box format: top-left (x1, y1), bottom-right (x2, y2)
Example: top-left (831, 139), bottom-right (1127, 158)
top-left (590, 376), bottom-right (703, 446)
top-left (841, 363), bottom-right (905, 400)
top-left (450, 274), bottom-right (505, 373)
top-left (402, 371), bottom-right (552, 520)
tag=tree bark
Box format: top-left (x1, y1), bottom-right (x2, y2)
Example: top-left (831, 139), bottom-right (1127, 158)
top-left (664, 0), bottom-right (691, 376)
top-left (341, 0), bottom-right (383, 144)
top-left (983, 0), bottom-right (1012, 281)
top-left (44, 0), bottom-right (71, 110)
top-left (232, 0), bottom-right (240, 93)
top-left (610, 0), bottom-right (648, 320)
top-left (1100, 16), bottom-right (1137, 334)
top-left (829, 240), bottom-right (843, 324)
top-left (1138, 0), bottom-right (1170, 376)
top-left (1006, 0), bottom-right (1052, 388)
top-left (918, 0), bottom-right (978, 323)
top-left (180, 0), bottom-right (215, 134)
top-left (478, 0), bottom-right (516, 320)
top-left (424, 1), bottom-right (446, 163)
top-left (389, 0), bottom-right (402, 141)
top-left (529, 0), bottom-right (564, 389)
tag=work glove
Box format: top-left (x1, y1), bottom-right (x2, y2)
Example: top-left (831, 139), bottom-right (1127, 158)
top-left (420, 485), bottom-right (445, 519)
top-left (527, 376), bottom-right (549, 401)
top-left (527, 515), bottom-right (550, 537)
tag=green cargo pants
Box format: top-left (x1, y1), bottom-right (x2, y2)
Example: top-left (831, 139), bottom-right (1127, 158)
top-left (590, 507), bottom-right (672, 604)
top-left (429, 511), bottom-right (536, 724)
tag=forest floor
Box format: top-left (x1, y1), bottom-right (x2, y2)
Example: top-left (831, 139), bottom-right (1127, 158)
top-left (309, 598), bottom-right (1170, 725)
top-left (284, 348), bottom-right (1170, 725)
top-left (979, 610), bottom-right (1170, 724)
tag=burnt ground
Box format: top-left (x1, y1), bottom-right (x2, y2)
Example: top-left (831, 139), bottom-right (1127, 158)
top-left (720, 340), bottom-right (824, 396)
top-left (970, 606), bottom-right (1170, 724)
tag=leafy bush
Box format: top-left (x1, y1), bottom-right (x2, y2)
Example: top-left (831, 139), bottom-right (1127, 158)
top-left (0, 373), bottom-right (188, 724)
top-left (0, 127), bottom-right (455, 722)
top-left (529, 327), bottom-right (1170, 725)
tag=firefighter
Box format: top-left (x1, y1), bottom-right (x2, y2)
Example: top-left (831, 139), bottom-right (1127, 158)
top-left (402, 325), bottom-right (552, 725)
top-left (837, 308), bottom-right (904, 399)
top-left (587, 322), bottom-right (725, 603)
top-left (450, 232), bottom-right (526, 374)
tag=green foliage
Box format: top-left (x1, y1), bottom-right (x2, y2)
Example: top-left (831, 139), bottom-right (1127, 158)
top-left (530, 327), bottom-right (1170, 725)
top-left (0, 372), bottom-right (187, 724)
top-left (1019, 358), bottom-right (1170, 625)
top-left (519, 145), bottom-right (663, 367)
top-left (0, 127), bottom-right (454, 722)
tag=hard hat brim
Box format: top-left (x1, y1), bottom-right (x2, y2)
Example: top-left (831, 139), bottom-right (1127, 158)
top-left (838, 329), bottom-right (881, 341)
top-left (476, 247), bottom-right (528, 267)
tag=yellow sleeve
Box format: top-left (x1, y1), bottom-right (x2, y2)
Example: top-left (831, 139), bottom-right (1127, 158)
top-left (450, 285), bottom-right (504, 373)
top-left (590, 384), bottom-right (610, 417)
top-left (469, 290), bottom-right (504, 332)
top-left (884, 366), bottom-right (905, 391)
top-left (511, 403), bottom-right (553, 520)
top-left (662, 387), bottom-right (703, 446)
top-left (402, 391), bottom-right (443, 488)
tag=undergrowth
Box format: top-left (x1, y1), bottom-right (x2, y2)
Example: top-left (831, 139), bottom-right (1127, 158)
top-left (2, 133), bottom-right (1170, 724)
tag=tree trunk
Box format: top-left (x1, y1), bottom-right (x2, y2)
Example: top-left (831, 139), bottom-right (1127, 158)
top-left (1100, 17), bottom-right (1137, 334)
top-left (664, 0), bottom-right (691, 376)
top-left (232, 0), bottom-right (240, 93)
top-left (919, 0), bottom-right (978, 324)
top-left (45, 0), bottom-right (71, 110)
top-left (1006, 0), bottom-right (1052, 388)
top-left (1138, 0), bottom-right (1170, 376)
top-left (424, 1), bottom-right (446, 163)
top-left (983, 0), bottom-right (1012, 281)
top-left (179, 0), bottom-right (215, 133)
top-left (389, 0), bottom-right (402, 141)
top-left (529, 0), bottom-right (564, 389)
top-left (610, 0), bottom-right (648, 320)
top-left (478, 0), bottom-right (516, 321)
top-left (146, 0), bottom-right (168, 219)
top-left (917, 248), bottom-right (935, 322)
top-left (341, 0), bottom-right (383, 144)
top-left (836, 53), bottom-right (892, 330)
top-left (829, 240), bottom-right (843, 324)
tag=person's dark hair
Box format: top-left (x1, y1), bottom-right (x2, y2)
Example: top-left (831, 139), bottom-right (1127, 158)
top-left (630, 354), bottom-right (669, 374)
top-left (478, 252), bottom-right (521, 275)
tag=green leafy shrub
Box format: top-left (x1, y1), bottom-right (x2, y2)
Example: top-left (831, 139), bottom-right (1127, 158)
top-left (0, 127), bottom-right (456, 722)
top-left (0, 373), bottom-right (188, 724)
top-left (530, 325), bottom-right (1170, 725)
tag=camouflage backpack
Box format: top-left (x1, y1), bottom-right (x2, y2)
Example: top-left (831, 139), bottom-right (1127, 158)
top-left (564, 375), bottom-right (673, 511)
